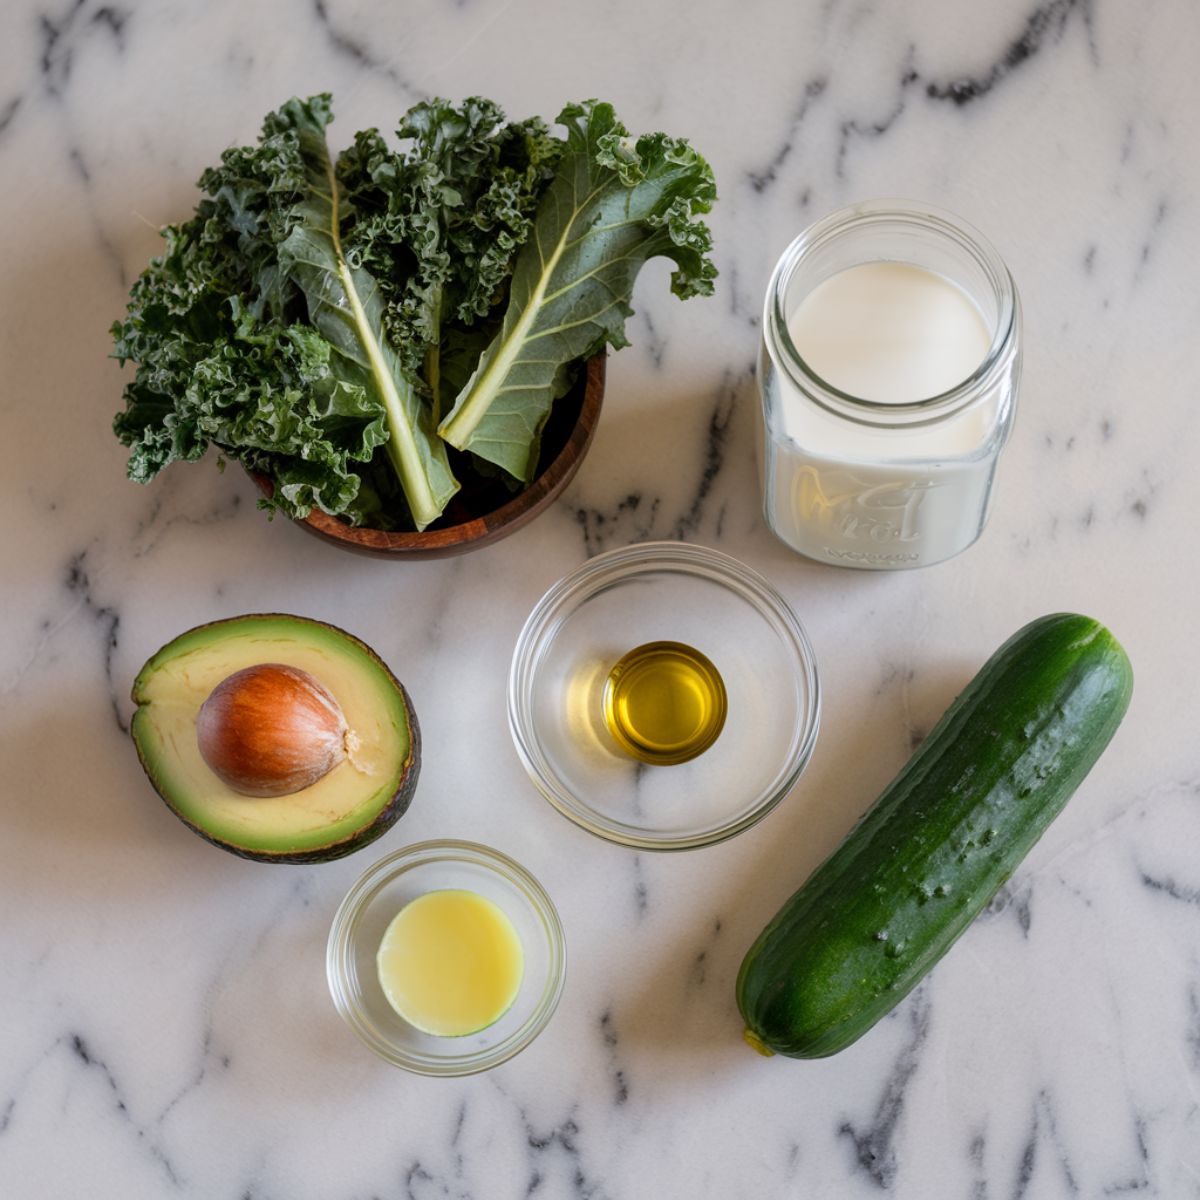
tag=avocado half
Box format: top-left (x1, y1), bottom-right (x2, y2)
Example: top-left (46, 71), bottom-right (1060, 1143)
top-left (131, 614), bottom-right (419, 864)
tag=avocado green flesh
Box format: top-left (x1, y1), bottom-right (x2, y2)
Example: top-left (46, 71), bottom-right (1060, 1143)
top-left (132, 616), bottom-right (413, 856)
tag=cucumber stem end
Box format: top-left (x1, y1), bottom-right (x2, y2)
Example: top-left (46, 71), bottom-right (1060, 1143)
top-left (743, 1028), bottom-right (775, 1057)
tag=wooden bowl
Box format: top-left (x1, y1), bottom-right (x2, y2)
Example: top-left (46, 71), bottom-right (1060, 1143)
top-left (251, 354), bottom-right (605, 559)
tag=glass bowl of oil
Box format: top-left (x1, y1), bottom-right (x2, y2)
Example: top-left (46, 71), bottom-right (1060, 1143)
top-left (326, 840), bottom-right (566, 1075)
top-left (508, 542), bottom-right (821, 850)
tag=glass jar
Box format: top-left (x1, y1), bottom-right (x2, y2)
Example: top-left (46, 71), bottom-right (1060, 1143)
top-left (758, 200), bottom-right (1021, 569)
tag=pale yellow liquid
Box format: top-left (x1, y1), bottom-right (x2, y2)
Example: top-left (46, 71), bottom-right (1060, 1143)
top-left (376, 889), bottom-right (524, 1037)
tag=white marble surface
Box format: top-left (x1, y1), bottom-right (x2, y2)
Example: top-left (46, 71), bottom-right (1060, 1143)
top-left (2, 0), bottom-right (1199, 1196)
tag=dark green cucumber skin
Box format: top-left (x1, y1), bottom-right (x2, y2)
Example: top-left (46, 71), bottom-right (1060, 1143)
top-left (736, 613), bottom-right (1133, 1059)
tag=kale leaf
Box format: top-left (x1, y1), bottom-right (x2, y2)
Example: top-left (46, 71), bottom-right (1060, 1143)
top-left (338, 97), bottom-right (560, 419)
top-left (275, 98), bottom-right (458, 529)
top-left (112, 96), bottom-right (396, 523)
top-left (438, 100), bottom-right (717, 482)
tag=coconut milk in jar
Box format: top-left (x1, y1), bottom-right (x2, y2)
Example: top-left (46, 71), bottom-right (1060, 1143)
top-left (758, 200), bottom-right (1021, 569)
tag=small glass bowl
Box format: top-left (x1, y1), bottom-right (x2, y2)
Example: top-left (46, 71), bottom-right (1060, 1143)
top-left (327, 841), bottom-right (566, 1075)
top-left (508, 542), bottom-right (821, 850)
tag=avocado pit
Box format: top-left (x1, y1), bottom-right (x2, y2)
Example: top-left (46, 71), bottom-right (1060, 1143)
top-left (197, 663), bottom-right (355, 797)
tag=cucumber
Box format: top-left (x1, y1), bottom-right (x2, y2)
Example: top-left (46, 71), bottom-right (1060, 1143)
top-left (736, 613), bottom-right (1133, 1059)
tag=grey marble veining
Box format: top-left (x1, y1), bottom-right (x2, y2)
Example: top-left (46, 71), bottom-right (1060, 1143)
top-left (2, 0), bottom-right (1199, 1196)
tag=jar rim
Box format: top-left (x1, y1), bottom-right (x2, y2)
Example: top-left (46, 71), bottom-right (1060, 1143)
top-left (765, 199), bottom-right (1019, 429)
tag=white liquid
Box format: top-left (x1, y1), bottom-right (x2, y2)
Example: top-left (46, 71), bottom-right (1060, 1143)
top-left (788, 262), bottom-right (991, 405)
top-left (761, 261), bottom-right (1015, 568)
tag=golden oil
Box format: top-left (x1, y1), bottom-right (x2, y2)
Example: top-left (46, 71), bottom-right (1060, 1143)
top-left (602, 641), bottom-right (727, 766)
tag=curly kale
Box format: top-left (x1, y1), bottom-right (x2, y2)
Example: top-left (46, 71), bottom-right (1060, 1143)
top-left (338, 97), bottom-right (561, 416)
top-left (112, 94), bottom-right (716, 530)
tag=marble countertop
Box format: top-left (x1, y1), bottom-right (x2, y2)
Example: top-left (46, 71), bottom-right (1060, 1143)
top-left (3, 1), bottom-right (1198, 1196)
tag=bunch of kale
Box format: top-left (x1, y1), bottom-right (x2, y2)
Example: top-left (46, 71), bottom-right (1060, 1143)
top-left (113, 95), bottom-right (715, 529)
